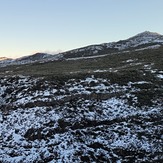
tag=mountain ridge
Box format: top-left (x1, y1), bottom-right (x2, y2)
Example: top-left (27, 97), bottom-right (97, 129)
top-left (0, 31), bottom-right (163, 67)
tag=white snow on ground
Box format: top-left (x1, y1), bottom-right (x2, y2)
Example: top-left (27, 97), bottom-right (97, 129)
top-left (157, 74), bottom-right (163, 79)
top-left (0, 75), bottom-right (162, 162)
top-left (0, 98), bottom-right (162, 162)
top-left (94, 69), bottom-right (108, 73)
top-left (125, 59), bottom-right (134, 63)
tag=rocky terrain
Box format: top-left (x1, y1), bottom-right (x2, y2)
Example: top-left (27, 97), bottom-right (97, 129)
top-left (0, 31), bottom-right (163, 162)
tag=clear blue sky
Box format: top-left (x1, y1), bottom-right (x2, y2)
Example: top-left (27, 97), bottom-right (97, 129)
top-left (0, 0), bottom-right (163, 58)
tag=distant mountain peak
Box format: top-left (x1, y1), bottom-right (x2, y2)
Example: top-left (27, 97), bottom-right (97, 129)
top-left (16, 52), bottom-right (53, 61)
top-left (0, 57), bottom-right (11, 61)
top-left (131, 31), bottom-right (162, 38)
top-left (125, 31), bottom-right (163, 47)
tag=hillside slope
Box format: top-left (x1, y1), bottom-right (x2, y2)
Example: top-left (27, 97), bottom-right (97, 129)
top-left (62, 31), bottom-right (163, 59)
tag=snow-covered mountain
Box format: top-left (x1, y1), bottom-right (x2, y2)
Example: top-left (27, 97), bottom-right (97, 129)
top-left (0, 57), bottom-right (13, 66)
top-left (118, 31), bottom-right (163, 49)
top-left (0, 53), bottom-right (63, 67)
top-left (0, 31), bottom-right (163, 67)
top-left (62, 31), bottom-right (163, 59)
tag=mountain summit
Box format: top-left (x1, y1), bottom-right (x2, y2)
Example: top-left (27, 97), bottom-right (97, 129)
top-left (127, 31), bottom-right (163, 43)
top-left (133, 31), bottom-right (162, 37)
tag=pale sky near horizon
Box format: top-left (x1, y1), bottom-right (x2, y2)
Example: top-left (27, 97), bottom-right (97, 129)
top-left (0, 0), bottom-right (163, 58)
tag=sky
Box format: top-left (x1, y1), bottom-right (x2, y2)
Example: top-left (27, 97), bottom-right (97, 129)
top-left (0, 0), bottom-right (163, 58)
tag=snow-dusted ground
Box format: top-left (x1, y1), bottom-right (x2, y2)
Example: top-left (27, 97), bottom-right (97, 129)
top-left (157, 74), bottom-right (163, 79)
top-left (0, 75), bottom-right (162, 162)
